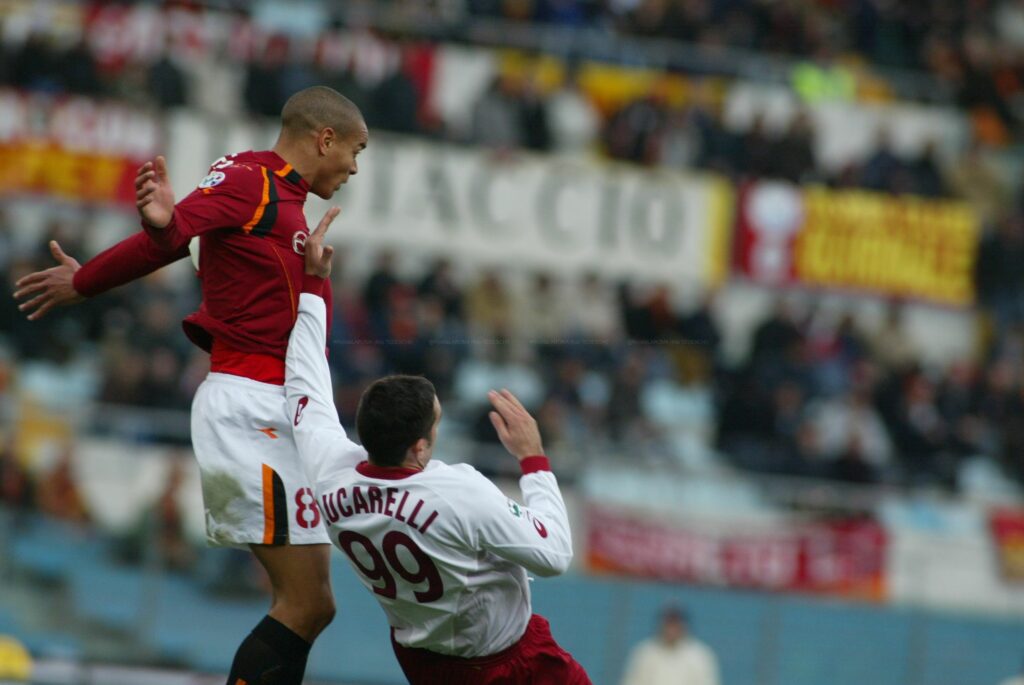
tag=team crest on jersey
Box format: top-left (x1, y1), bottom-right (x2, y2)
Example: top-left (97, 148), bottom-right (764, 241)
top-left (198, 171), bottom-right (226, 189)
top-left (507, 500), bottom-right (522, 518)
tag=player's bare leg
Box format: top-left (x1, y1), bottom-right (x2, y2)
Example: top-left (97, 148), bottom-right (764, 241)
top-left (253, 544), bottom-right (335, 640)
top-left (225, 544), bottom-right (334, 685)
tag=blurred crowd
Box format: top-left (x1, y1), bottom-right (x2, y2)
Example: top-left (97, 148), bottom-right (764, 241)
top-left (3, 209), bottom-right (1024, 494)
top-left (421, 0), bottom-right (1024, 134)
top-left (3, 0), bottom-right (1024, 504)
top-left (0, 25), bottom-right (970, 199)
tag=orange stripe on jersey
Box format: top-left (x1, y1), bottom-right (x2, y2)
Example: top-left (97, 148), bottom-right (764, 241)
top-left (274, 164), bottom-right (293, 178)
top-left (261, 463), bottom-right (275, 545)
top-left (270, 244), bottom-right (298, 322)
top-left (243, 170), bottom-right (271, 233)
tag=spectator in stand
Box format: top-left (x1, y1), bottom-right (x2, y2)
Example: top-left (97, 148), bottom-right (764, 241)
top-left (810, 384), bottom-right (893, 482)
top-left (570, 272), bottom-right (621, 359)
top-left (417, 258), bottom-right (464, 321)
top-left (908, 140), bottom-right (948, 197)
top-left (472, 74), bottom-right (526, 149)
top-left (860, 129), bottom-right (905, 193)
top-left (620, 605), bottom-right (719, 685)
top-left (773, 110), bottom-right (818, 183)
top-left (677, 294), bottom-right (720, 360)
top-left (692, 95), bottom-right (742, 176)
top-left (869, 304), bottom-right (918, 371)
top-left (56, 38), bottom-right (102, 96)
top-left (949, 138), bottom-right (1007, 224)
top-left (886, 372), bottom-right (951, 483)
top-left (658, 100), bottom-right (702, 170)
top-left (465, 269), bottom-right (516, 344)
top-left (36, 446), bottom-right (89, 524)
top-left (0, 435), bottom-right (33, 513)
top-left (373, 46), bottom-right (423, 134)
top-left (516, 273), bottom-right (568, 361)
top-left (750, 300), bottom-right (804, 366)
top-left (604, 81), bottom-right (671, 164)
top-left (148, 50), bottom-right (189, 109)
top-left (519, 74), bottom-right (553, 152)
top-left (548, 75), bottom-right (600, 157)
top-left (243, 35), bottom-right (288, 118)
top-left (363, 251), bottom-right (401, 340)
top-left (975, 216), bottom-right (1024, 325)
top-left (606, 351), bottom-right (649, 444)
top-left (738, 112), bottom-right (776, 180)
top-left (10, 33), bottom-right (61, 92)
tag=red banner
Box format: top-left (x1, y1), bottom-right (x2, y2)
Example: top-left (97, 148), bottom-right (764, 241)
top-left (586, 505), bottom-right (887, 600)
top-left (0, 90), bottom-right (159, 205)
top-left (990, 509), bottom-right (1024, 583)
top-left (733, 182), bottom-right (978, 306)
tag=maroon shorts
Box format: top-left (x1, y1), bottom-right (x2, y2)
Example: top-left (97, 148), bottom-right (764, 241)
top-left (391, 614), bottom-right (592, 685)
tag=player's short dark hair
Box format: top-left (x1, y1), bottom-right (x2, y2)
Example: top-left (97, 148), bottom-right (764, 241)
top-left (280, 85), bottom-right (364, 139)
top-left (356, 375), bottom-right (437, 467)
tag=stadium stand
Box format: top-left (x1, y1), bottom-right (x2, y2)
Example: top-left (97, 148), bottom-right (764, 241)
top-left (3, 1), bottom-right (1024, 684)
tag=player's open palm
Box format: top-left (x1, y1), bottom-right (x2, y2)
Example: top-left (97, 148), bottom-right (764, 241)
top-left (488, 389), bottom-right (545, 461)
top-left (13, 241), bottom-right (85, 320)
top-left (305, 207), bottom-right (340, 278)
top-left (136, 156), bottom-right (175, 229)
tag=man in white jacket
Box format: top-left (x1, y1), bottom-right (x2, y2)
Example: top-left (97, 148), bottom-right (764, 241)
top-left (621, 606), bottom-right (720, 685)
top-left (283, 216), bottom-right (591, 684)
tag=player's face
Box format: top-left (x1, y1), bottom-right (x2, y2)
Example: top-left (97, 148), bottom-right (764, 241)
top-left (313, 123), bottom-right (368, 200)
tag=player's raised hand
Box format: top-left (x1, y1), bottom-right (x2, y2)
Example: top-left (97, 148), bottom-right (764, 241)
top-left (488, 389), bottom-right (545, 462)
top-left (13, 240), bottom-right (85, 321)
top-left (305, 207), bottom-right (340, 278)
top-left (136, 155), bottom-right (175, 229)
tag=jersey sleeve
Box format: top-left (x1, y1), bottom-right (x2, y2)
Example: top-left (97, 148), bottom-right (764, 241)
top-left (72, 231), bottom-right (189, 298)
top-left (462, 458), bottom-right (573, 577)
top-left (285, 278), bottom-right (368, 487)
top-left (143, 158), bottom-right (265, 252)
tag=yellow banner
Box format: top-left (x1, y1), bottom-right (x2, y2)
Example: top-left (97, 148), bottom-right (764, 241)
top-left (796, 189), bottom-right (976, 306)
top-left (736, 183), bottom-right (978, 307)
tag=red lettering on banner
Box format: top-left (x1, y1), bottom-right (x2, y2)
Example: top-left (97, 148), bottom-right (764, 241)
top-left (586, 505), bottom-right (887, 600)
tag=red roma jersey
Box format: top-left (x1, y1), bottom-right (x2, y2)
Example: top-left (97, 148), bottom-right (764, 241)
top-left (73, 150), bottom-right (333, 364)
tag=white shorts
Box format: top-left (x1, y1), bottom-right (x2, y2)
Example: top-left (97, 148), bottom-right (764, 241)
top-left (191, 372), bottom-right (330, 548)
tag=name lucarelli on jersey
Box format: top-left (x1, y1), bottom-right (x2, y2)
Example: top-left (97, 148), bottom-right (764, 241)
top-left (320, 484), bottom-right (439, 534)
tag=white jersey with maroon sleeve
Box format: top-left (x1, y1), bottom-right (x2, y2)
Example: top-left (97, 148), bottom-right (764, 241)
top-left (285, 291), bottom-right (574, 658)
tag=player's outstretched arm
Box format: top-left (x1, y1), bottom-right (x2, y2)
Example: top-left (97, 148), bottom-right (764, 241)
top-left (285, 208), bottom-right (367, 485)
top-left (13, 233), bottom-right (188, 320)
top-left (466, 389), bottom-right (574, 576)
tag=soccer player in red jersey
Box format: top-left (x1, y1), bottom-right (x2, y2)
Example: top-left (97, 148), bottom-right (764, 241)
top-left (14, 86), bottom-right (367, 685)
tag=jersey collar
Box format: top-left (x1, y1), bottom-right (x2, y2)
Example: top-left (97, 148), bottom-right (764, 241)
top-left (356, 461), bottom-right (423, 480)
top-left (259, 150), bottom-right (310, 192)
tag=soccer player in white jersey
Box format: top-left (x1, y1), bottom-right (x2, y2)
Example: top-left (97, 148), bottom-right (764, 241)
top-left (283, 221), bottom-right (592, 684)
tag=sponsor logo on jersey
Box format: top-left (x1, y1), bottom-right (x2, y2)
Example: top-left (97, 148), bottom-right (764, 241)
top-left (198, 171), bottom-right (226, 189)
top-left (507, 500), bottom-right (522, 518)
top-left (294, 396), bottom-right (309, 426)
top-left (257, 427), bottom-right (279, 439)
top-left (293, 230), bottom-right (308, 255)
